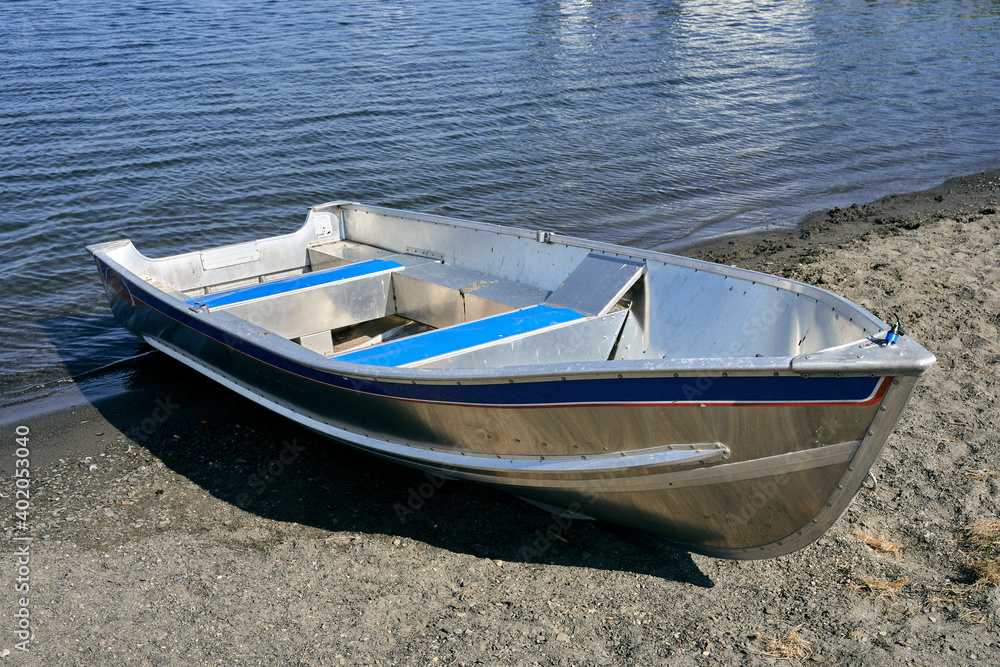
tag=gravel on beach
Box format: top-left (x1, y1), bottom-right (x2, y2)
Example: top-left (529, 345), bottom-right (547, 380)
top-left (2, 171), bottom-right (999, 665)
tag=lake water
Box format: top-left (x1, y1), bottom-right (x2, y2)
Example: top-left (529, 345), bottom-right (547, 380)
top-left (2, 0), bottom-right (999, 408)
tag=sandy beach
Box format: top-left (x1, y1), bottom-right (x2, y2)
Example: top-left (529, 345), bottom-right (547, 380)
top-left (2, 171), bottom-right (999, 665)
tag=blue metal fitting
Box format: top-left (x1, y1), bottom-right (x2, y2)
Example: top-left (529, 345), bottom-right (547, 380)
top-left (883, 316), bottom-right (904, 345)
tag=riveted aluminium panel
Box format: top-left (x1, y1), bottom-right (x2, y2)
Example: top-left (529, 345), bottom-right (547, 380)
top-left (545, 253), bottom-right (644, 316)
top-left (215, 271), bottom-right (396, 340)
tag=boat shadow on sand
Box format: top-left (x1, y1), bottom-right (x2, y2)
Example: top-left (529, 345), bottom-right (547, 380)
top-left (49, 321), bottom-right (714, 587)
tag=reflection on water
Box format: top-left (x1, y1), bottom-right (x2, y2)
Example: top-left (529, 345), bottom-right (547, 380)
top-left (1, 0), bottom-right (999, 403)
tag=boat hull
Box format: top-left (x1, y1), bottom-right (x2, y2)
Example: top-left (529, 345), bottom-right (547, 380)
top-left (94, 255), bottom-right (917, 559)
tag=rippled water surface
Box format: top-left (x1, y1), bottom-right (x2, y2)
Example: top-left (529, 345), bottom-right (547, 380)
top-left (2, 0), bottom-right (999, 404)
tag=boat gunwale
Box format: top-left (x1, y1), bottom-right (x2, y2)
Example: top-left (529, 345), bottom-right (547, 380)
top-left (330, 201), bottom-right (879, 323)
top-left (93, 256), bottom-right (934, 396)
top-left (90, 200), bottom-right (875, 326)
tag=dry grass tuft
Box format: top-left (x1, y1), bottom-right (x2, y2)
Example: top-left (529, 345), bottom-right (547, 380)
top-left (857, 530), bottom-right (904, 553)
top-left (965, 468), bottom-right (1000, 480)
top-left (757, 625), bottom-right (812, 662)
top-left (847, 576), bottom-right (908, 603)
top-left (963, 519), bottom-right (1000, 588)
top-left (965, 519), bottom-right (1000, 554)
top-left (912, 522), bottom-right (1000, 622)
top-left (924, 583), bottom-right (990, 624)
top-left (968, 560), bottom-right (1000, 586)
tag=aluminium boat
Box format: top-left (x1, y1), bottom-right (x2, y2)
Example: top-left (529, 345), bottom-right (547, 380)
top-left (88, 201), bottom-right (934, 559)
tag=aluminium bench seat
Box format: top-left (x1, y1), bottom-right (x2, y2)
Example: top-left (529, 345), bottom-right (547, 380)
top-left (184, 258), bottom-right (412, 347)
top-left (185, 258), bottom-right (404, 310)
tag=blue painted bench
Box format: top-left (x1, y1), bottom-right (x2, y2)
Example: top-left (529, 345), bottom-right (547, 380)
top-left (333, 304), bottom-right (586, 367)
top-left (187, 258), bottom-right (403, 309)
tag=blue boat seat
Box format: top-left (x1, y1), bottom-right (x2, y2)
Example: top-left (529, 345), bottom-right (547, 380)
top-left (187, 258), bottom-right (403, 309)
top-left (334, 304), bottom-right (587, 367)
